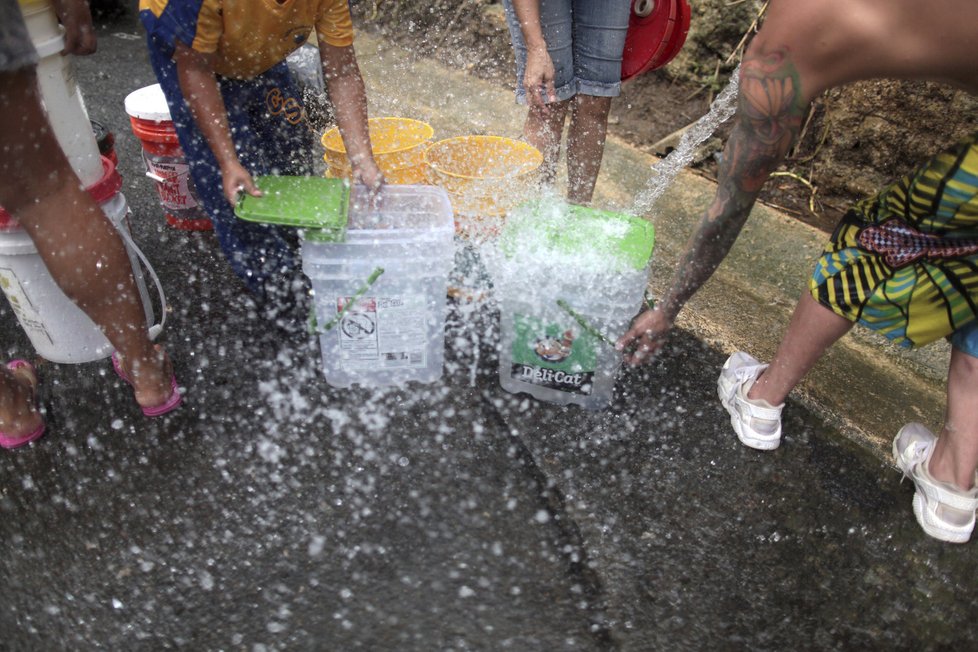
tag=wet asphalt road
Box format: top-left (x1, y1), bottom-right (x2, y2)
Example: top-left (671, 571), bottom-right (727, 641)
top-left (1, 9), bottom-right (977, 651)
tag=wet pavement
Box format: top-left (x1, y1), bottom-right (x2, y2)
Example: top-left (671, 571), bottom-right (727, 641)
top-left (2, 10), bottom-right (976, 651)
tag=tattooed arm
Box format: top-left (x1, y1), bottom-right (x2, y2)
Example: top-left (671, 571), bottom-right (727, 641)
top-left (617, 48), bottom-right (807, 364)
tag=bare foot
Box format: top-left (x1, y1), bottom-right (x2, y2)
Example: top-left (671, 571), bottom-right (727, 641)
top-left (114, 346), bottom-right (177, 410)
top-left (0, 361), bottom-right (45, 447)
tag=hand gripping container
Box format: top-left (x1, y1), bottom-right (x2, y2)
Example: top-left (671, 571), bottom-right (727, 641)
top-left (490, 200), bottom-right (655, 409)
top-left (236, 178), bottom-right (455, 388)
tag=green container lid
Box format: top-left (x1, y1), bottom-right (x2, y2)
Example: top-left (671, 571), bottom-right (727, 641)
top-left (501, 200), bottom-right (655, 270)
top-left (234, 175), bottom-right (350, 242)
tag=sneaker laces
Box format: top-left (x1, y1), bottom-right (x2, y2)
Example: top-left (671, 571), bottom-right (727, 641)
top-left (898, 439), bottom-right (934, 483)
top-left (732, 364), bottom-right (764, 384)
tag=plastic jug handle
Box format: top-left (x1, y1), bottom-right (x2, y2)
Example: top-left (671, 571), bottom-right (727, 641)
top-left (315, 267), bottom-right (385, 333)
top-left (556, 299), bottom-right (615, 348)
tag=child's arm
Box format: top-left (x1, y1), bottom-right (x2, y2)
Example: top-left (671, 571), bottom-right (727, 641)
top-left (319, 42), bottom-right (384, 190)
top-left (172, 41), bottom-right (262, 205)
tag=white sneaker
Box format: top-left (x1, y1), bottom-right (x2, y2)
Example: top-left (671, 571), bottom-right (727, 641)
top-left (892, 422), bottom-right (978, 544)
top-left (717, 351), bottom-right (784, 451)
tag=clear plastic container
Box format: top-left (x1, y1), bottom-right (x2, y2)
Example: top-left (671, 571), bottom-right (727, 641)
top-left (494, 201), bottom-right (655, 409)
top-left (301, 185), bottom-right (456, 388)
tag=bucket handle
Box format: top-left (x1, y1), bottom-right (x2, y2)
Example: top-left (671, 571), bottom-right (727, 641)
top-left (312, 267), bottom-right (385, 333)
top-left (141, 149), bottom-right (169, 184)
top-left (115, 219), bottom-right (168, 340)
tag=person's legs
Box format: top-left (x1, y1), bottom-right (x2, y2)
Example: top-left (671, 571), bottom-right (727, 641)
top-left (0, 362), bottom-right (43, 446)
top-left (566, 94), bottom-right (611, 204)
top-left (564, 0), bottom-right (630, 204)
top-left (893, 336), bottom-right (978, 543)
top-left (503, 0), bottom-right (577, 186)
top-left (930, 338), bottom-right (978, 491)
top-left (718, 291), bottom-right (854, 450)
top-left (0, 67), bottom-right (174, 410)
top-left (524, 100), bottom-right (570, 186)
top-left (749, 291), bottom-right (855, 405)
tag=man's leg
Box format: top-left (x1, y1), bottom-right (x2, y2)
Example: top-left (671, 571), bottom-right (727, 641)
top-left (929, 345), bottom-right (978, 490)
top-left (749, 291), bottom-right (854, 405)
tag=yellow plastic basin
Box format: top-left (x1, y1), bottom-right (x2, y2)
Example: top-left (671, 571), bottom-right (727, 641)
top-left (423, 135), bottom-right (542, 237)
top-left (321, 117), bottom-right (434, 185)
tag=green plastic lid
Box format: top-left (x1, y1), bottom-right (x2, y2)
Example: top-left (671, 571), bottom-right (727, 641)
top-left (501, 200), bottom-right (655, 270)
top-left (234, 176), bottom-right (350, 242)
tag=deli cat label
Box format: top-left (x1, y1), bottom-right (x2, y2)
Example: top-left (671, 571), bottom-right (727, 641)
top-left (510, 312), bottom-right (597, 395)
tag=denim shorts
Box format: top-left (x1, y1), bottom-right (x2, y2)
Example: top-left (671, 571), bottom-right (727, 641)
top-left (951, 320), bottom-right (978, 358)
top-left (503, 0), bottom-right (631, 104)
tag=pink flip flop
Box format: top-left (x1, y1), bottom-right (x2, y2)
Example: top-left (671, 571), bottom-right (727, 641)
top-left (1, 359), bottom-right (46, 450)
top-left (111, 352), bottom-right (183, 417)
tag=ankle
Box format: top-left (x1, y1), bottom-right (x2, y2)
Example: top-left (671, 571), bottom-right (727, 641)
top-left (745, 373), bottom-right (776, 405)
top-left (928, 444), bottom-right (976, 492)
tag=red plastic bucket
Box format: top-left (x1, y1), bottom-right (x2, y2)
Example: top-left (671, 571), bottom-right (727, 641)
top-left (125, 84), bottom-right (212, 231)
top-left (621, 0), bottom-right (691, 81)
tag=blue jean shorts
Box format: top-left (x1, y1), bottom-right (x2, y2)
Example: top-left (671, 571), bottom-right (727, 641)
top-left (951, 320), bottom-right (978, 358)
top-left (503, 0), bottom-right (631, 104)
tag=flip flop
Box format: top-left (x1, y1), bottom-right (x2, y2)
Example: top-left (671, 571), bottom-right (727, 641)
top-left (111, 352), bottom-right (183, 418)
top-left (0, 359), bottom-right (46, 449)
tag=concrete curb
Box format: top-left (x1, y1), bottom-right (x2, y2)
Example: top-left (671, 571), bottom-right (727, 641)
top-left (354, 34), bottom-right (947, 460)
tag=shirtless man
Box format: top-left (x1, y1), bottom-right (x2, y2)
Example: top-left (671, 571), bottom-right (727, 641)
top-left (616, 0), bottom-right (978, 543)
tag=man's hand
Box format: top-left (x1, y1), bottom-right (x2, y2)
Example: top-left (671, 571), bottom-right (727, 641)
top-left (616, 306), bottom-right (674, 366)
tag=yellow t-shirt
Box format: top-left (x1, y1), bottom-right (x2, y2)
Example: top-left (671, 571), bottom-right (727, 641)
top-left (140, 0), bottom-right (353, 79)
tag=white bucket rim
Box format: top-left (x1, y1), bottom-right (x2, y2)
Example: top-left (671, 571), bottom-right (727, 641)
top-left (124, 83), bottom-right (172, 123)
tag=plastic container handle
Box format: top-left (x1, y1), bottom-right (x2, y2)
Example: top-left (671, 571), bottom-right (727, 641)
top-left (115, 219), bottom-right (168, 340)
top-left (316, 267), bottom-right (385, 333)
top-left (556, 299), bottom-right (616, 348)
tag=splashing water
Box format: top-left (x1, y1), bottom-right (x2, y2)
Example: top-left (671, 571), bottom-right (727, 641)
top-left (629, 65), bottom-right (741, 217)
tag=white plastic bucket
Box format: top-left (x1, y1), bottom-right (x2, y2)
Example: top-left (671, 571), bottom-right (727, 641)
top-left (0, 157), bottom-right (166, 363)
top-left (302, 185), bottom-right (455, 388)
top-left (497, 293), bottom-right (643, 410)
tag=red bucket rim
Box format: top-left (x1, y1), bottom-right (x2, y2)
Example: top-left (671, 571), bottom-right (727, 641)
top-left (0, 155), bottom-right (122, 231)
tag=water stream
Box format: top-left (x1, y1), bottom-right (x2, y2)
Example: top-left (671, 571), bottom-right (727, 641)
top-left (629, 65), bottom-right (741, 218)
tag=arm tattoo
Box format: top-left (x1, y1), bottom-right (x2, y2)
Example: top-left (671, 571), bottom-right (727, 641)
top-left (662, 47), bottom-right (806, 317)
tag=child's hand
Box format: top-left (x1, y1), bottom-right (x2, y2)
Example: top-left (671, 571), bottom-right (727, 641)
top-left (221, 162), bottom-right (262, 206)
top-left (352, 159), bottom-right (385, 193)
